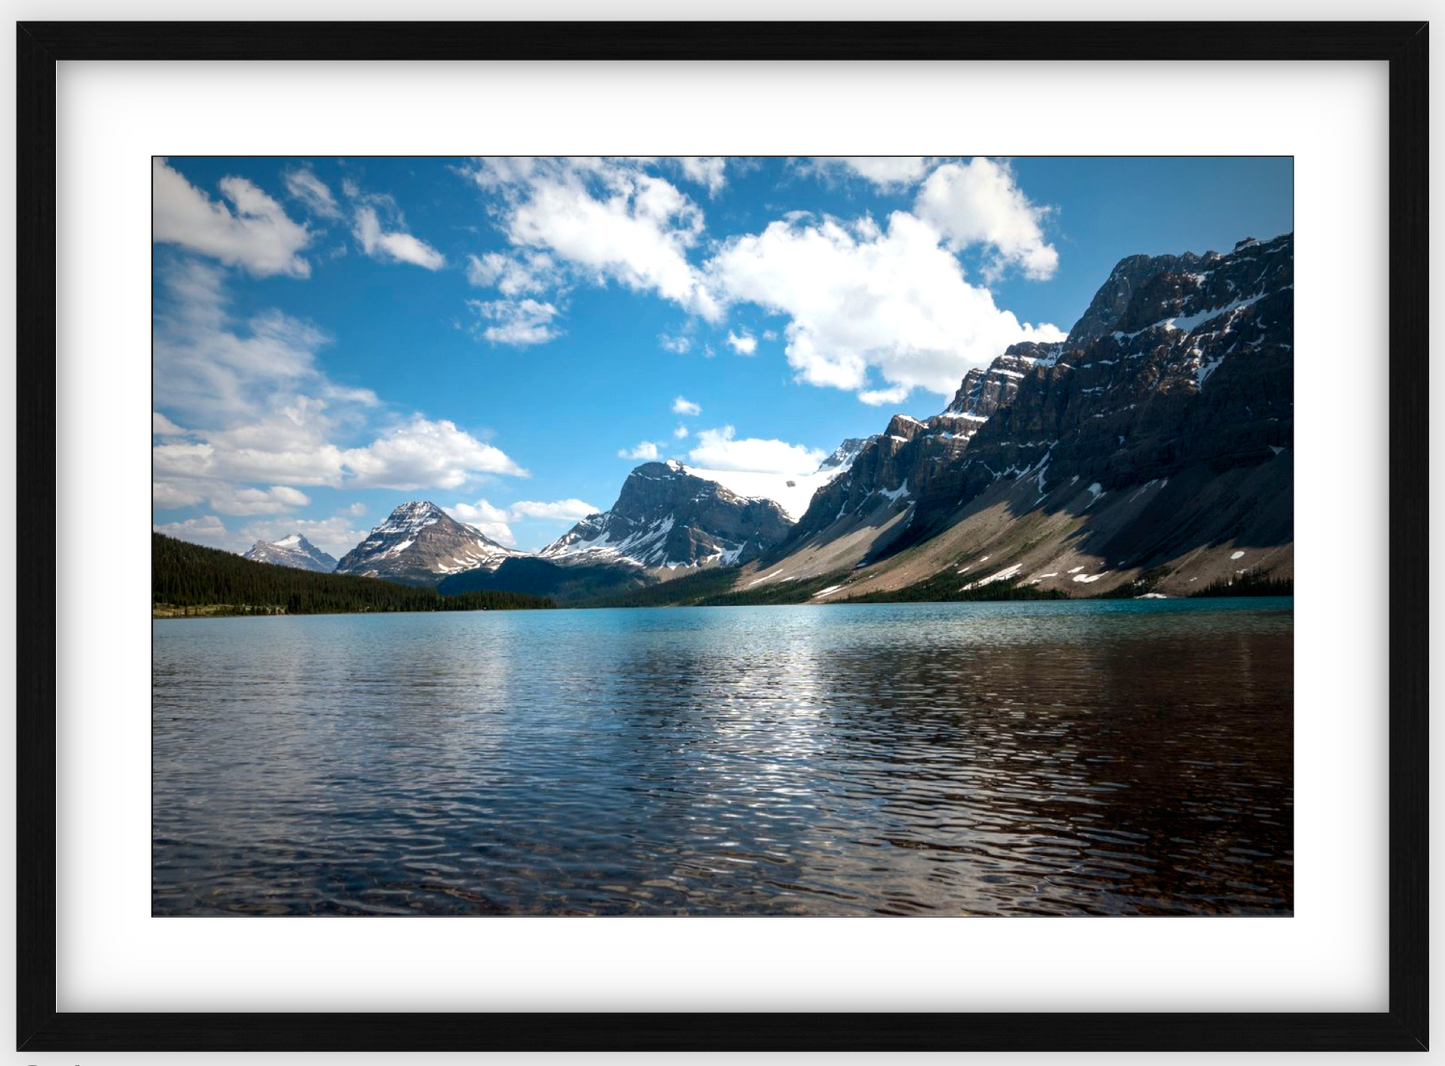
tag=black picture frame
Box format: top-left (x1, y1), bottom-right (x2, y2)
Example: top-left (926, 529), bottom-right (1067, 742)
top-left (16, 20), bottom-right (1428, 1053)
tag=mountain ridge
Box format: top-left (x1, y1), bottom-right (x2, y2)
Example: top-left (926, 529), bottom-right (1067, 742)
top-left (333, 501), bottom-right (524, 587)
top-left (241, 533), bottom-right (338, 573)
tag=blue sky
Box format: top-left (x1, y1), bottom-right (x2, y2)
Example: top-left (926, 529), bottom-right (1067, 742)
top-left (152, 156), bottom-right (1292, 555)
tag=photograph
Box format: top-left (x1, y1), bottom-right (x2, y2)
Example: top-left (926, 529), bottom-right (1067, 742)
top-left (151, 154), bottom-right (1294, 917)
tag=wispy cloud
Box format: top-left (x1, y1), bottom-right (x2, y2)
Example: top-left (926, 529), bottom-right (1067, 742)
top-left (153, 158), bottom-right (313, 278)
top-left (467, 298), bottom-right (562, 346)
top-left (618, 441), bottom-right (663, 461)
top-left (283, 166), bottom-right (343, 220)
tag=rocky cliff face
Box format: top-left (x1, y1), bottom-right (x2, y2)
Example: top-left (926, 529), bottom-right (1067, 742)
top-left (540, 460), bottom-right (793, 570)
top-left (241, 534), bottom-right (337, 573)
top-left (333, 501), bottom-right (523, 586)
top-left (758, 232), bottom-right (1294, 592)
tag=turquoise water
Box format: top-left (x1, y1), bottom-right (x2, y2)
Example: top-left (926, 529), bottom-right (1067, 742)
top-left (152, 598), bottom-right (1293, 916)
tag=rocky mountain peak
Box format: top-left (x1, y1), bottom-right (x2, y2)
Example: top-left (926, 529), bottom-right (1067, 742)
top-left (241, 533), bottom-right (338, 573)
top-left (541, 462), bottom-right (793, 570)
top-left (818, 437), bottom-right (876, 471)
top-left (333, 501), bottom-right (523, 586)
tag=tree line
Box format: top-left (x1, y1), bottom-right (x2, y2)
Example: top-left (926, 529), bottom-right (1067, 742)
top-left (153, 533), bottom-right (555, 616)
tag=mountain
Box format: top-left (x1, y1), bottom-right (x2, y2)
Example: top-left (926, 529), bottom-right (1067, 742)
top-left (333, 501), bottom-right (524, 587)
top-left (732, 232), bottom-right (1295, 600)
top-left (153, 533), bottom-right (554, 617)
top-left (438, 556), bottom-right (652, 605)
top-left (540, 460), bottom-right (793, 571)
top-left (240, 533), bottom-right (338, 573)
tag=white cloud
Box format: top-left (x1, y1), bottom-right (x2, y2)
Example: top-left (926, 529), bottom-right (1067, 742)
top-left (466, 250), bottom-right (562, 296)
top-left (672, 396), bottom-right (702, 416)
top-left (807, 157), bottom-right (932, 190)
top-left (153, 411), bottom-right (187, 436)
top-left (153, 158), bottom-right (313, 278)
top-left (914, 158), bottom-right (1058, 281)
top-left (283, 166), bottom-right (343, 220)
top-left (468, 298), bottom-right (562, 346)
top-left (153, 514), bottom-right (230, 548)
top-left (687, 426), bottom-right (826, 474)
top-left (341, 416), bottom-right (528, 490)
top-left (152, 263), bottom-right (528, 516)
top-left (676, 157), bottom-right (727, 196)
top-left (726, 330), bottom-right (758, 355)
top-left (445, 496), bottom-right (603, 546)
top-left (153, 480), bottom-right (205, 509)
top-left (618, 441), bottom-right (663, 461)
top-left (458, 157), bottom-right (1059, 403)
top-left (445, 499), bottom-right (517, 546)
top-left (857, 383), bottom-right (912, 407)
top-left (673, 424), bottom-right (689, 440)
top-left (705, 209), bottom-right (1063, 399)
top-left (340, 502), bottom-right (368, 517)
top-left (353, 205), bottom-right (446, 270)
top-left (207, 484), bottom-right (310, 516)
top-left (152, 259), bottom-right (346, 420)
top-left (461, 158), bottom-right (721, 321)
top-left (506, 498), bottom-right (600, 522)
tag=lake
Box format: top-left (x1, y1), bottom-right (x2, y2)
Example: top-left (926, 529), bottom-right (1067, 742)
top-left (153, 599), bottom-right (1293, 916)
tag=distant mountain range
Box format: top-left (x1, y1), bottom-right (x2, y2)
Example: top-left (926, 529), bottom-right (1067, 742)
top-left (232, 232), bottom-right (1293, 603)
top-left (242, 534), bottom-right (337, 573)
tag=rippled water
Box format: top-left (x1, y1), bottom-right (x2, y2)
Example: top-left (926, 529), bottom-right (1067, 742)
top-left (153, 599), bottom-right (1292, 916)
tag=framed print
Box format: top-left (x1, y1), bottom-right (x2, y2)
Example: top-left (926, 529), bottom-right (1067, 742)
top-left (17, 19), bottom-right (1428, 1053)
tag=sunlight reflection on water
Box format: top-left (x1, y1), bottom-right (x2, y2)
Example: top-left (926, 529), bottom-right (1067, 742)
top-left (153, 599), bottom-right (1293, 916)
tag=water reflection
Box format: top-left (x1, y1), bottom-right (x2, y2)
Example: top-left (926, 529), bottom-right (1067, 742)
top-left (153, 599), bottom-right (1292, 916)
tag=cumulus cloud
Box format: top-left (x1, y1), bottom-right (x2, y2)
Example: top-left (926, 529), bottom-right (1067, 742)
top-left (446, 496), bottom-right (603, 545)
top-left (672, 396), bottom-right (702, 416)
top-left (152, 263), bottom-right (528, 529)
top-left (467, 298), bottom-right (562, 346)
top-left (458, 157), bottom-right (1059, 400)
top-left (341, 416), bottom-right (528, 490)
top-left (506, 498), bottom-right (600, 521)
top-left (283, 166), bottom-right (343, 220)
top-left (153, 158), bottom-right (313, 278)
top-left (673, 424), bottom-right (689, 439)
top-left (153, 480), bottom-right (205, 509)
top-left (676, 157), bottom-right (727, 196)
top-left (207, 484), bottom-right (311, 516)
top-left (687, 426), bottom-right (826, 474)
top-left (857, 384), bottom-right (912, 407)
top-left (153, 514), bottom-right (230, 547)
top-left (353, 205), bottom-right (446, 270)
top-left (618, 441), bottom-right (663, 461)
top-left (914, 158), bottom-right (1058, 281)
top-left (726, 330), bottom-right (757, 355)
top-left (705, 209), bottom-right (1063, 400)
top-left (460, 157), bottom-right (721, 321)
top-left (153, 411), bottom-right (187, 436)
top-left (805, 157), bottom-right (933, 190)
top-left (466, 250), bottom-right (562, 296)
top-left (445, 498), bottom-right (517, 546)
